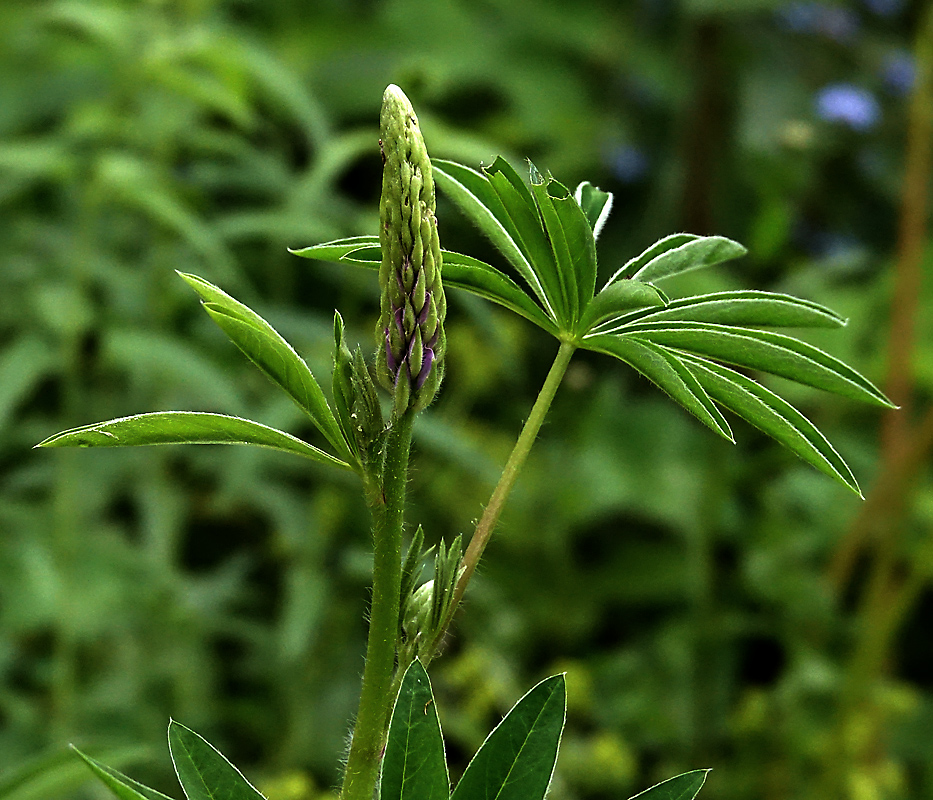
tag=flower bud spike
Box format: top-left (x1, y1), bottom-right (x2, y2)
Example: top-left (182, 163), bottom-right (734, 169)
top-left (375, 84), bottom-right (446, 416)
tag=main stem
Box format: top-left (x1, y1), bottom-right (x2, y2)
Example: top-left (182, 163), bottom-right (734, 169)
top-left (341, 410), bottom-right (414, 800)
top-left (435, 341), bottom-right (576, 647)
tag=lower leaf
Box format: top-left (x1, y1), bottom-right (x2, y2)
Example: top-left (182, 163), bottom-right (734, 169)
top-left (452, 674), bottom-right (566, 800)
top-left (71, 748), bottom-right (174, 800)
top-left (381, 661), bottom-right (449, 800)
top-left (35, 411), bottom-right (350, 470)
top-left (630, 769), bottom-right (711, 800)
top-left (167, 721), bottom-right (264, 800)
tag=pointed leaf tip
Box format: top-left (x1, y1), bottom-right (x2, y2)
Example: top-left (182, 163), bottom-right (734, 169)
top-left (625, 322), bottom-right (892, 408)
top-left (168, 720), bottom-right (265, 800)
top-left (72, 746), bottom-right (175, 800)
top-left (682, 356), bottom-right (862, 495)
top-left (452, 673), bottom-right (566, 800)
top-left (382, 660), bottom-right (448, 800)
top-left (574, 181), bottom-right (613, 239)
top-left (629, 769), bottom-right (711, 800)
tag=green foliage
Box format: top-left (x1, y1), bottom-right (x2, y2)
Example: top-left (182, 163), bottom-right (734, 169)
top-left (34, 78), bottom-right (738, 799)
top-left (332, 312), bottom-right (385, 468)
top-left (0, 748), bottom-right (150, 800)
top-left (451, 672), bottom-right (565, 800)
top-left (70, 750), bottom-right (173, 800)
top-left (34, 266), bottom-right (364, 471)
top-left (630, 771), bottom-right (710, 800)
top-left (70, 724), bottom-right (265, 800)
top-left (36, 410), bottom-right (349, 468)
top-left (300, 158), bottom-right (889, 495)
top-left (399, 532), bottom-right (462, 665)
top-left (68, 664), bottom-right (699, 800)
top-left (176, 274), bottom-right (354, 465)
top-left (2, 2), bottom-right (929, 800)
top-left (168, 722), bottom-right (265, 800)
top-left (385, 661), bottom-right (567, 800)
top-left (381, 661), bottom-right (448, 800)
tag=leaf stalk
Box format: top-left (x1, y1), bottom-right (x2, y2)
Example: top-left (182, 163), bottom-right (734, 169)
top-left (428, 340), bottom-right (576, 656)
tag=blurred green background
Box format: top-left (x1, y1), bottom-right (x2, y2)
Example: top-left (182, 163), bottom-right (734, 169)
top-left (1, 0), bottom-right (931, 798)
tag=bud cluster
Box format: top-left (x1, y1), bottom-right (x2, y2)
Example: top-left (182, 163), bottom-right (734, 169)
top-left (332, 311), bottom-right (384, 472)
top-left (398, 527), bottom-right (462, 665)
top-left (375, 85), bottom-right (446, 414)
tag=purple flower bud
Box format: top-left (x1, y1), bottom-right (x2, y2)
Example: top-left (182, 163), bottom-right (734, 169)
top-left (376, 85), bottom-right (447, 414)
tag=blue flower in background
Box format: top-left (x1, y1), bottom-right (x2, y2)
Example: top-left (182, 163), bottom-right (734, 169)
top-left (815, 84), bottom-right (880, 130)
top-left (605, 145), bottom-right (649, 184)
top-left (778, 2), bottom-right (823, 32)
top-left (817, 5), bottom-right (859, 41)
top-left (863, 0), bottom-right (904, 17)
top-left (777, 2), bottom-right (858, 42)
top-left (882, 50), bottom-right (915, 96)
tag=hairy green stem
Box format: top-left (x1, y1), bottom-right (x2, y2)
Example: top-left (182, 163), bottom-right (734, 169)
top-left (429, 341), bottom-right (576, 654)
top-left (341, 410), bottom-right (414, 800)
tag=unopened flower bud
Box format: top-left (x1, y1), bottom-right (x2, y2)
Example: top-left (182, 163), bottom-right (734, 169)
top-left (375, 85), bottom-right (446, 415)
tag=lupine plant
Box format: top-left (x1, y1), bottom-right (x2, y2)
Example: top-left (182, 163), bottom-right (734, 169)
top-left (37, 85), bottom-right (891, 800)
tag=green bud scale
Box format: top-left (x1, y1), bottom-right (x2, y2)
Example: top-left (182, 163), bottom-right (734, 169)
top-left (376, 85), bottom-right (446, 414)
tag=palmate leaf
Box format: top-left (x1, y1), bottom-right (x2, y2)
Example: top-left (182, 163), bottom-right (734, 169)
top-left (585, 335), bottom-right (733, 441)
top-left (619, 322), bottom-right (892, 407)
top-left (381, 661), bottom-right (448, 800)
top-left (629, 770), bottom-right (710, 800)
top-left (176, 272), bottom-right (353, 464)
top-left (529, 165), bottom-right (598, 326)
top-left (167, 721), bottom-right (264, 800)
top-left (290, 238), bottom-right (559, 334)
top-left (35, 411), bottom-right (351, 470)
top-left (432, 158), bottom-right (557, 320)
top-left (605, 233), bottom-right (747, 286)
top-left (681, 355), bottom-right (861, 494)
top-left (451, 674), bottom-right (565, 800)
top-left (595, 290), bottom-right (846, 332)
top-left (291, 156), bottom-right (888, 493)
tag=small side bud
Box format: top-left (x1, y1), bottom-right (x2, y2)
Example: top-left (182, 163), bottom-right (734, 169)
top-left (332, 312), bottom-right (385, 470)
top-left (398, 533), bottom-right (462, 664)
top-left (349, 347), bottom-right (384, 459)
top-left (332, 312), bottom-right (357, 457)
